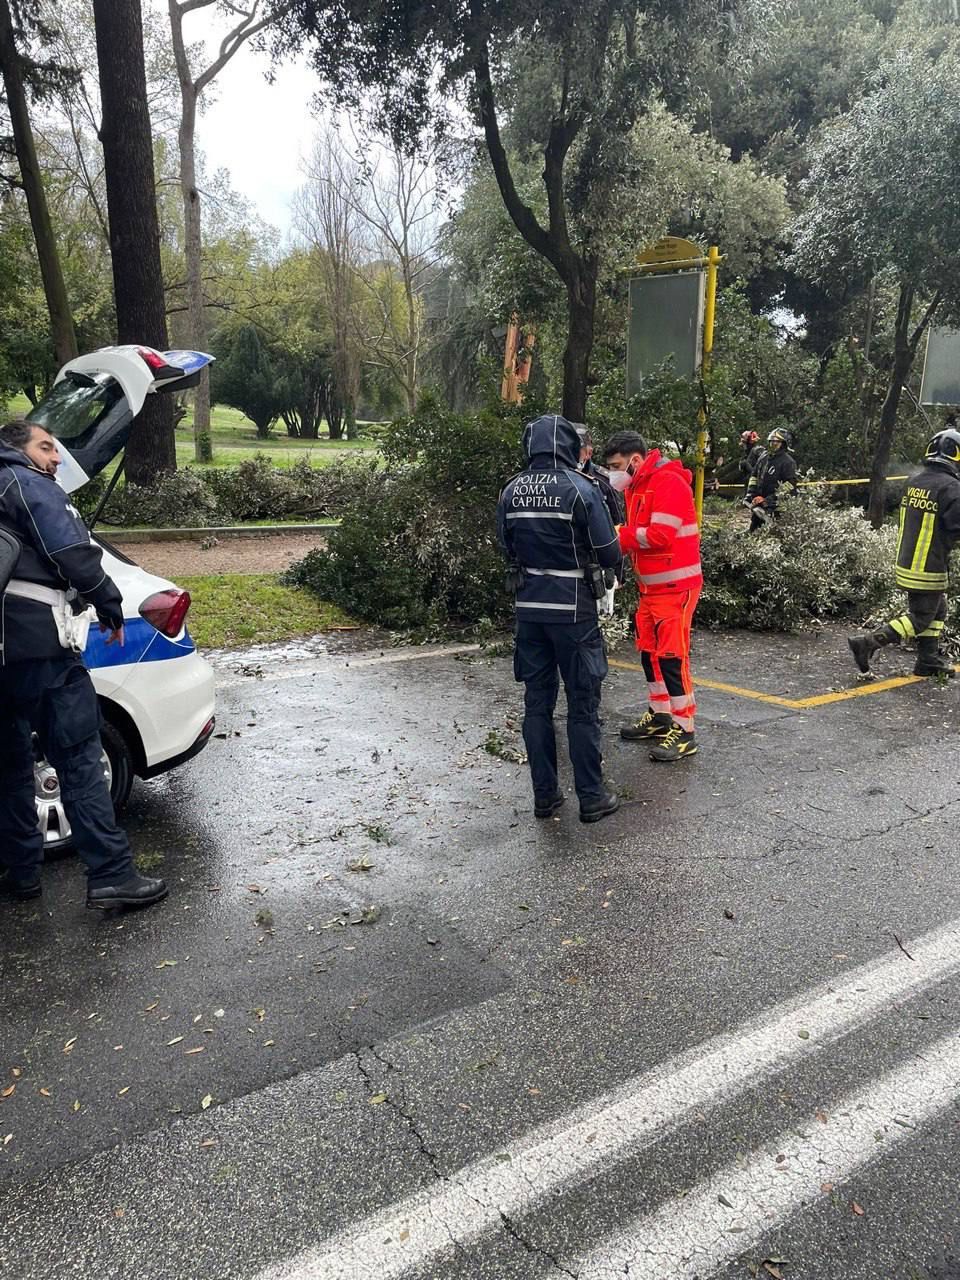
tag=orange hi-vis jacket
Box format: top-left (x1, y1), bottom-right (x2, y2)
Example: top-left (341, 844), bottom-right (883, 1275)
top-left (617, 450), bottom-right (703, 595)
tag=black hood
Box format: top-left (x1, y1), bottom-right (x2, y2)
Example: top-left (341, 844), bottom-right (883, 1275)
top-left (521, 414), bottom-right (581, 469)
top-left (0, 442), bottom-right (44, 474)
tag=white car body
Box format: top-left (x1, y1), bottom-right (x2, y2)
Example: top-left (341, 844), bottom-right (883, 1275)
top-left (88, 540), bottom-right (216, 774)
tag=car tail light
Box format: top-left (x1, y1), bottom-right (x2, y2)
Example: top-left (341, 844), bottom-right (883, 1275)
top-left (136, 347), bottom-right (183, 382)
top-left (139, 588), bottom-right (191, 637)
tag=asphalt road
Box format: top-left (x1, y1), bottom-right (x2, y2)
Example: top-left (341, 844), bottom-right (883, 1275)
top-left (3, 626), bottom-right (960, 1280)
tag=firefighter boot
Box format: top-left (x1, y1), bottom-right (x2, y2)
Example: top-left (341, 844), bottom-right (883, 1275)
top-left (846, 628), bottom-right (891, 674)
top-left (913, 636), bottom-right (956, 678)
top-left (620, 710), bottom-right (672, 742)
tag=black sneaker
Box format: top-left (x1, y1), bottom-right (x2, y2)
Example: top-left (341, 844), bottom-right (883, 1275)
top-left (534, 793), bottom-right (565, 819)
top-left (0, 873), bottom-right (42, 902)
top-left (579, 792), bottom-right (621, 824)
top-left (620, 710), bottom-right (672, 742)
top-left (649, 726), bottom-right (698, 762)
top-left (87, 874), bottom-right (168, 910)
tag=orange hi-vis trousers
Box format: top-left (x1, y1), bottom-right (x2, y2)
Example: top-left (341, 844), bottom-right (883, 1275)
top-left (635, 587), bottom-right (699, 732)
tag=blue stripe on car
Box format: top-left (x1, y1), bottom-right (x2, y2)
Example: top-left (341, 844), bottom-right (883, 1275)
top-left (84, 617), bottom-right (196, 669)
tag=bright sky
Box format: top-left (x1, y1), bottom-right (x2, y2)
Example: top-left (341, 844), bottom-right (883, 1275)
top-left (186, 9), bottom-right (325, 236)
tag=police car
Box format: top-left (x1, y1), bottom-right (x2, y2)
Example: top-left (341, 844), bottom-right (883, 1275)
top-left (25, 345), bottom-right (217, 849)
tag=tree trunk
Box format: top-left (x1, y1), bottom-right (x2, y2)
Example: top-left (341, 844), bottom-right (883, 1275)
top-left (0, 0), bottom-right (78, 368)
top-left (867, 283), bottom-right (913, 529)
top-left (93, 0), bottom-right (174, 485)
top-left (561, 263), bottom-right (597, 422)
top-left (176, 81), bottom-right (212, 462)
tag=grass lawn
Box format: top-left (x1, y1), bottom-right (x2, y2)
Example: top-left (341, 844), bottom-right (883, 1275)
top-left (4, 394), bottom-right (382, 470)
top-left (179, 573), bottom-right (358, 649)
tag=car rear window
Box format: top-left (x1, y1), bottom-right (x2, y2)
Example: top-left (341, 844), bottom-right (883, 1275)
top-left (30, 372), bottom-right (125, 442)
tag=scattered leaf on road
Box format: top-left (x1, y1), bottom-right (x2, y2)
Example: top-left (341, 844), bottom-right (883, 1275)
top-left (167, 1036), bottom-right (184, 1046)
top-left (851, 1201), bottom-right (865, 1216)
top-left (0, 1086), bottom-right (14, 1099)
top-left (369, 1093), bottom-right (388, 1105)
top-left (201, 1094), bottom-right (214, 1110)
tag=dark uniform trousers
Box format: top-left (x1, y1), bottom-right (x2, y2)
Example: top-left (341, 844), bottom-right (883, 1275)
top-left (514, 618), bottom-right (607, 804)
top-left (0, 655), bottom-right (133, 888)
top-left (886, 589), bottom-right (947, 642)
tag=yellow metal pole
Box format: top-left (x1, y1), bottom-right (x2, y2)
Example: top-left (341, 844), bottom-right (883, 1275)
top-left (694, 245), bottom-right (720, 525)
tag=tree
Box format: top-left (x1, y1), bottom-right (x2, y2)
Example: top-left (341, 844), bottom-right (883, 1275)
top-left (92, 0), bottom-right (175, 483)
top-left (296, 127), bottom-right (364, 439)
top-left (273, 0), bottom-right (777, 420)
top-left (349, 140), bottom-right (442, 414)
top-left (209, 321), bottom-right (285, 436)
top-left (0, 0), bottom-right (77, 366)
top-left (168, 0), bottom-right (285, 462)
top-left (792, 42), bottom-right (960, 526)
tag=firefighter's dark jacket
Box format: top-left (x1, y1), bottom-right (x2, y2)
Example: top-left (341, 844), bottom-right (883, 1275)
top-left (747, 448), bottom-right (797, 509)
top-left (497, 416), bottom-right (621, 623)
top-left (739, 443), bottom-right (763, 479)
top-left (0, 442), bottom-right (124, 664)
top-left (894, 458), bottom-right (960, 592)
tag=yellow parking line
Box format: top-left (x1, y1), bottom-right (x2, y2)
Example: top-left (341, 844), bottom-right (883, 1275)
top-left (794, 674), bottom-right (932, 706)
top-left (610, 660), bottom-right (799, 708)
top-left (609, 658), bottom-right (956, 710)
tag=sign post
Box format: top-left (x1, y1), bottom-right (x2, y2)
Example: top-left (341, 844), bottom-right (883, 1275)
top-left (627, 238), bottom-right (721, 525)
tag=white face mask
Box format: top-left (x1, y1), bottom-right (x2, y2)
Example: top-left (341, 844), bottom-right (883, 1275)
top-left (607, 467), bottom-right (632, 492)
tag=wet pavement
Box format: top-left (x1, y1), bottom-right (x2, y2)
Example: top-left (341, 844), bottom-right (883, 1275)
top-left (4, 625), bottom-right (960, 1280)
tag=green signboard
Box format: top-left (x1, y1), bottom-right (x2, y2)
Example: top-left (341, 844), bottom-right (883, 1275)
top-left (920, 326), bottom-right (960, 407)
top-left (626, 270), bottom-right (705, 395)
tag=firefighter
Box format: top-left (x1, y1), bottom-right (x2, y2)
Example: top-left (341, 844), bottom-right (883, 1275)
top-left (847, 429), bottom-right (960, 678)
top-left (604, 430), bottom-right (702, 762)
top-left (497, 415), bottom-right (622, 823)
top-left (738, 430), bottom-right (763, 495)
top-left (746, 428), bottom-right (798, 530)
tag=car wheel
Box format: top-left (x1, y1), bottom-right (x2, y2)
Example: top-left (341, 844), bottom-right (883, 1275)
top-left (35, 722), bottom-right (135, 854)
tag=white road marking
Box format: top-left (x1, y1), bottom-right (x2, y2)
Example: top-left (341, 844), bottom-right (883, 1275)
top-left (255, 917), bottom-right (960, 1280)
top-left (578, 1027), bottom-right (960, 1278)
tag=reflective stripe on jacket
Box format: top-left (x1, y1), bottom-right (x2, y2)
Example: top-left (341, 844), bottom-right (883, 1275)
top-left (0, 443), bottom-right (123, 665)
top-left (497, 415), bottom-right (620, 623)
top-left (894, 461), bottom-right (960, 592)
top-left (618, 450), bottom-right (703, 594)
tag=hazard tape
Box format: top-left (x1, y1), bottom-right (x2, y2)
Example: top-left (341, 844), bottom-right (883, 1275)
top-left (714, 476), bottom-right (909, 492)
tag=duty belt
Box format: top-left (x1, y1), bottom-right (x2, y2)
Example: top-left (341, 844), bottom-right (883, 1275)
top-left (5, 579), bottom-right (67, 607)
top-left (524, 567), bottom-right (585, 578)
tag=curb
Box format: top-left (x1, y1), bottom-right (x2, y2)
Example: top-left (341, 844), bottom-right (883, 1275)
top-left (102, 522), bottom-right (337, 545)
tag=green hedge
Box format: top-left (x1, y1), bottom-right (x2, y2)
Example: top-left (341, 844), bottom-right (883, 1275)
top-left (77, 455), bottom-right (358, 527)
top-left (698, 497), bottom-right (896, 630)
top-left (286, 402), bottom-right (901, 636)
top-left (285, 397), bottom-right (528, 631)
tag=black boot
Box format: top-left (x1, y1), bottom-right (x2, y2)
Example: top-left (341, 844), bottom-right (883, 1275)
top-left (534, 793), bottom-right (564, 819)
top-left (846, 629), bottom-right (889, 674)
top-left (579, 792), bottom-right (620, 824)
top-left (87, 873), bottom-right (168, 910)
top-left (0, 872), bottom-right (42, 902)
top-left (914, 636), bottom-right (956, 678)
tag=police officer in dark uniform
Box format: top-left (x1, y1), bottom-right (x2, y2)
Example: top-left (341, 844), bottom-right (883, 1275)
top-left (497, 414), bottom-right (622, 824)
top-left (847, 428), bottom-right (960, 678)
top-left (0, 420), bottom-right (167, 908)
